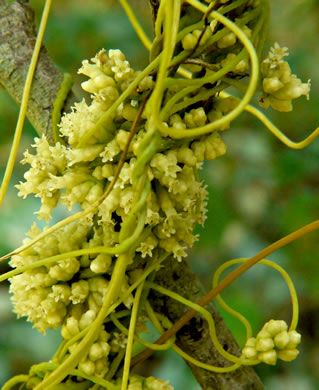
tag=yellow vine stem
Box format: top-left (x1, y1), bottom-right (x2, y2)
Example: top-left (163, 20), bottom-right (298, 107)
top-left (131, 219), bottom-right (319, 367)
top-left (247, 105), bottom-right (319, 149)
top-left (56, 312), bottom-right (131, 366)
top-left (51, 73), bottom-right (73, 144)
top-left (34, 244), bottom-right (141, 388)
top-left (167, 83), bottom-right (226, 117)
top-left (149, 0), bottom-right (180, 131)
top-left (146, 282), bottom-right (257, 369)
top-left (166, 0), bottom-right (259, 73)
top-left (134, 0), bottom-right (181, 178)
top-left (161, 52), bottom-right (246, 119)
top-left (147, 259), bottom-right (299, 371)
top-left (105, 349), bottom-right (126, 383)
top-left (213, 258), bottom-right (299, 332)
top-left (0, 0), bottom-right (52, 207)
top-left (118, 0), bottom-right (152, 51)
top-left (204, 0), bottom-right (248, 17)
top-left (110, 313), bottom-right (175, 352)
top-left (212, 275), bottom-right (253, 340)
top-left (121, 282), bottom-right (145, 390)
top-left (220, 91), bottom-right (319, 149)
top-left (56, 253), bottom-right (170, 364)
top-left (166, 7), bottom-right (261, 88)
top-left (32, 169), bottom-right (147, 387)
top-left (119, 181), bottom-right (150, 240)
top-left (154, 0), bottom-right (167, 39)
top-left (161, 5), bottom-right (264, 119)
top-left (71, 369), bottom-right (119, 390)
top-left (29, 362), bottom-right (119, 390)
top-left (2, 375), bottom-right (29, 390)
top-left (145, 299), bottom-right (242, 373)
top-left (149, 0), bottom-right (165, 61)
top-left (0, 214), bottom-right (147, 284)
top-left (0, 92), bottom-right (149, 263)
top-left (153, 5), bottom-right (259, 139)
top-left (35, 89), bottom-right (153, 387)
top-left (133, 131), bottom-right (162, 181)
top-left (105, 252), bottom-right (169, 316)
top-left (77, 57), bottom-right (160, 148)
top-left (145, 300), bottom-right (171, 332)
top-left (256, 0), bottom-right (270, 59)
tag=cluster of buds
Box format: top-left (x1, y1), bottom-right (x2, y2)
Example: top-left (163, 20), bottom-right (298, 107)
top-left (259, 43), bottom-right (311, 112)
top-left (10, 48), bottom-right (228, 379)
top-left (242, 319), bottom-right (301, 365)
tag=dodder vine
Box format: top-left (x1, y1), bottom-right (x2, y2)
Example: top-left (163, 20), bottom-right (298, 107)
top-left (1, 1), bottom-right (319, 389)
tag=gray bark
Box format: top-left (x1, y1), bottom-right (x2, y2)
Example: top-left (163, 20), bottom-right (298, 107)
top-left (0, 0), bottom-right (77, 143)
top-left (150, 259), bottom-right (265, 390)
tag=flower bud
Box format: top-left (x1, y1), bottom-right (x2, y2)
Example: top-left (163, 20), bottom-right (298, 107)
top-left (263, 319), bottom-right (288, 337)
top-left (258, 350), bottom-right (277, 365)
top-left (70, 280), bottom-right (89, 304)
top-left (79, 360), bottom-right (95, 376)
top-left (217, 32), bottom-right (236, 48)
top-left (263, 77), bottom-right (284, 94)
top-left (274, 331), bottom-right (290, 349)
top-left (277, 349), bottom-right (299, 362)
top-left (90, 254), bottom-right (112, 274)
top-left (182, 33), bottom-right (198, 50)
top-left (242, 346), bottom-right (257, 359)
top-left (66, 317), bottom-right (80, 337)
top-left (89, 343), bottom-right (104, 361)
top-left (286, 330), bottom-right (301, 349)
top-left (256, 338), bottom-right (274, 352)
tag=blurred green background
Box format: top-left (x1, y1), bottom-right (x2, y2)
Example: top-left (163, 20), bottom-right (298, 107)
top-left (0, 0), bottom-right (319, 388)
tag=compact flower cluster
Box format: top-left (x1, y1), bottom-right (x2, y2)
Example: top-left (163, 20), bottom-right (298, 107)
top-left (259, 42), bottom-right (311, 112)
top-left (242, 319), bottom-right (301, 365)
top-left (10, 48), bottom-right (227, 380)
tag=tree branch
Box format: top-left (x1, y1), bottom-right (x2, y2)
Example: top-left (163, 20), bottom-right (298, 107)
top-left (0, 0), bottom-right (77, 143)
top-left (149, 258), bottom-right (265, 390)
top-left (0, 1), bottom-right (265, 389)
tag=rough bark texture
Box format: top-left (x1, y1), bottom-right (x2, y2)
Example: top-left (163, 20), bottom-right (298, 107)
top-left (150, 259), bottom-right (265, 390)
top-left (0, 1), bottom-right (265, 389)
top-left (0, 0), bottom-right (77, 142)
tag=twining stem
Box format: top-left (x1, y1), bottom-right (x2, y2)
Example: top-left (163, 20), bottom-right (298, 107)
top-left (2, 375), bottom-right (29, 390)
top-left (121, 281), bottom-right (145, 390)
top-left (110, 313), bottom-right (175, 352)
top-left (105, 349), bottom-right (126, 382)
top-left (33, 90), bottom-right (152, 389)
top-left (146, 290), bottom-right (244, 372)
top-left (77, 58), bottom-right (160, 148)
top-left (29, 362), bottom-right (119, 390)
top-left (52, 73), bottom-right (73, 144)
top-left (0, 0), bottom-right (52, 206)
top-left (118, 0), bottom-right (152, 51)
top-left (34, 252), bottom-right (132, 389)
top-left (0, 214), bottom-right (147, 283)
top-left (219, 91), bottom-right (319, 149)
top-left (131, 219), bottom-right (319, 367)
top-left (153, 8), bottom-right (260, 138)
top-left (213, 258), bottom-right (299, 331)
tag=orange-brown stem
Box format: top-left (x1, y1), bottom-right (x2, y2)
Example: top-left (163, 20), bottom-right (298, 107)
top-left (131, 219), bottom-right (319, 368)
